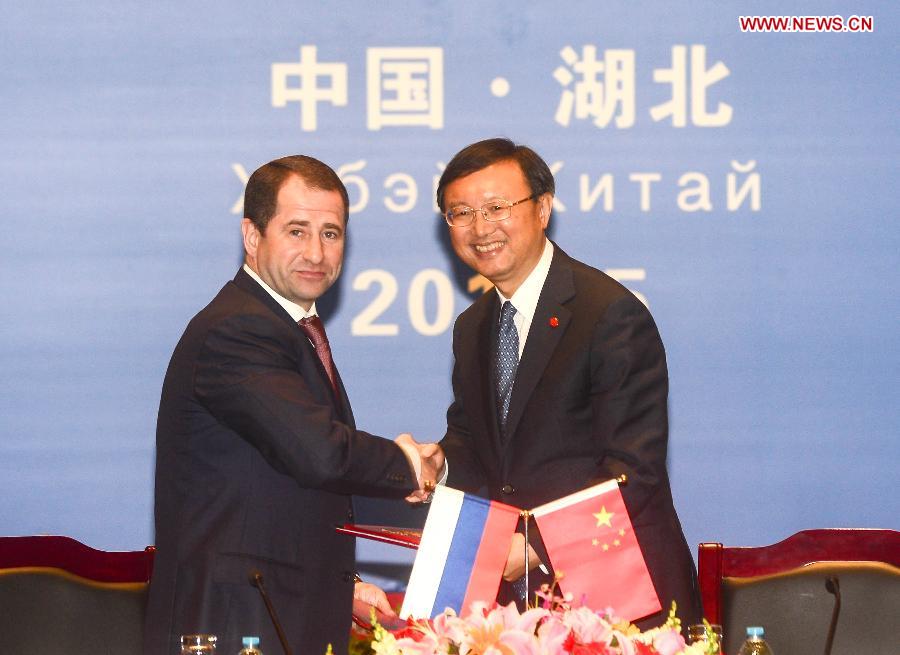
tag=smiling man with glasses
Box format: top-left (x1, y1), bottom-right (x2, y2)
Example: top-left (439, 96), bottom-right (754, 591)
top-left (434, 137), bottom-right (701, 631)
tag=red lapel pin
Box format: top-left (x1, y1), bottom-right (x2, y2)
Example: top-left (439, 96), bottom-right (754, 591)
top-left (549, 316), bottom-right (559, 328)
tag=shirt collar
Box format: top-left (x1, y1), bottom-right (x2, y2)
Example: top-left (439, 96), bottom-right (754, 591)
top-left (243, 263), bottom-right (317, 321)
top-left (495, 239), bottom-right (553, 321)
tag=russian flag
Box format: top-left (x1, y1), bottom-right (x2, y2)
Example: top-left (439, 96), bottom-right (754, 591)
top-left (400, 486), bottom-right (520, 620)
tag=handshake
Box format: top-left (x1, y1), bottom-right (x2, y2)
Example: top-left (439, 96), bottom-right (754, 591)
top-left (394, 433), bottom-right (446, 504)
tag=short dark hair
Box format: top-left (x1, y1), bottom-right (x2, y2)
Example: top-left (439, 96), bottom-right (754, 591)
top-left (436, 138), bottom-right (556, 211)
top-left (244, 155), bottom-right (350, 233)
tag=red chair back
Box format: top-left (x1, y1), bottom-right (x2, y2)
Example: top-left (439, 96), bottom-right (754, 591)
top-left (0, 535), bottom-right (156, 655)
top-left (698, 529), bottom-right (900, 654)
top-left (0, 534), bottom-right (154, 581)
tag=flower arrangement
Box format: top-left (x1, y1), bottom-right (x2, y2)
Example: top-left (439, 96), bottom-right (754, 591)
top-left (359, 585), bottom-right (720, 655)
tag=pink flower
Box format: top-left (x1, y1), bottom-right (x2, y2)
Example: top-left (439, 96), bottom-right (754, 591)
top-left (377, 599), bottom-right (692, 655)
top-left (562, 608), bottom-right (614, 645)
top-left (535, 616), bottom-right (570, 654)
top-left (386, 616), bottom-right (456, 655)
top-left (431, 609), bottom-right (456, 634)
top-left (442, 601), bottom-right (549, 655)
top-left (607, 631), bottom-right (637, 655)
top-left (651, 630), bottom-right (685, 655)
top-left (393, 633), bottom-right (440, 655)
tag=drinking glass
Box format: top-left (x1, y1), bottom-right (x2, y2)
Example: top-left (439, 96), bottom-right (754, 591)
top-left (180, 634), bottom-right (217, 653)
top-left (688, 624), bottom-right (723, 654)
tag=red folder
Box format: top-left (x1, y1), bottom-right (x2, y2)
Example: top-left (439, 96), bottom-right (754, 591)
top-left (336, 524), bottom-right (422, 549)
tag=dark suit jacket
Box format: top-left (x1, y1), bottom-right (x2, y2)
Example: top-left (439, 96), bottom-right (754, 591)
top-left (440, 245), bottom-right (701, 628)
top-left (143, 268), bottom-right (416, 655)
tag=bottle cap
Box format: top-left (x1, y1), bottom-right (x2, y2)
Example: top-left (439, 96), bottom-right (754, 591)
top-left (746, 626), bottom-right (765, 637)
top-left (242, 637), bottom-right (260, 647)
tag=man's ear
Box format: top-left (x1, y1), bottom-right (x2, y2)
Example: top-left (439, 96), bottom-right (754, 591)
top-left (241, 218), bottom-right (259, 258)
top-left (538, 194), bottom-right (553, 227)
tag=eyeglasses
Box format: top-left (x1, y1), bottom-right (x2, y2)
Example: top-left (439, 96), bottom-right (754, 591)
top-left (443, 194), bottom-right (536, 227)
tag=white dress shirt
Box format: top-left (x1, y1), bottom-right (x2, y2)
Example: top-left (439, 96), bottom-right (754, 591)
top-left (243, 263), bottom-right (318, 321)
top-left (495, 238), bottom-right (554, 356)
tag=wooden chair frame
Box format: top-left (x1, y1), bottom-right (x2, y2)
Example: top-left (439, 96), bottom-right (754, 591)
top-left (0, 534), bottom-right (154, 582)
top-left (698, 528), bottom-right (900, 625)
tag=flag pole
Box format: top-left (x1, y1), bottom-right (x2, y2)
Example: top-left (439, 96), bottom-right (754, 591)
top-left (522, 509), bottom-right (531, 606)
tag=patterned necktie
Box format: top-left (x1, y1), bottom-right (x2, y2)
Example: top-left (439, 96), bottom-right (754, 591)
top-left (297, 315), bottom-right (339, 398)
top-left (495, 301), bottom-right (519, 431)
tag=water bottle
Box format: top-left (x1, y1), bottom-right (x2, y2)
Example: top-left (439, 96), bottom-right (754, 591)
top-left (737, 626), bottom-right (774, 655)
top-left (237, 636), bottom-right (263, 655)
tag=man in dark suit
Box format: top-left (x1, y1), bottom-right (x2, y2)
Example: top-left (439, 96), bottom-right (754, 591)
top-left (144, 155), bottom-right (440, 655)
top-left (436, 138), bottom-right (701, 629)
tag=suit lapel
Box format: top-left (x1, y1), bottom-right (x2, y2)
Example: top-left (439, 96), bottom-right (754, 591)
top-left (503, 248), bottom-right (576, 442)
top-left (234, 267), bottom-right (299, 332)
top-left (233, 268), bottom-right (352, 421)
top-left (462, 293), bottom-right (504, 458)
top-left (331, 369), bottom-right (355, 427)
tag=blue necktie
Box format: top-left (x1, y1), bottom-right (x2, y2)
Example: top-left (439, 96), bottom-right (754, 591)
top-left (495, 301), bottom-right (519, 431)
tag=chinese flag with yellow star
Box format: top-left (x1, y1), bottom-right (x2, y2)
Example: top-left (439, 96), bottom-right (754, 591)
top-left (531, 478), bottom-right (660, 621)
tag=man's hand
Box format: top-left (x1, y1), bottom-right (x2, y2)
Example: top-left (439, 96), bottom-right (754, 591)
top-left (394, 433), bottom-right (422, 483)
top-left (503, 532), bottom-right (542, 581)
top-left (352, 581), bottom-right (398, 629)
top-left (419, 441), bottom-right (446, 485)
top-left (394, 433), bottom-right (445, 503)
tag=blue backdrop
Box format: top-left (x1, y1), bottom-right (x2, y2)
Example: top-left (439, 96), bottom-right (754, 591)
top-left (2, 2), bottom-right (896, 583)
